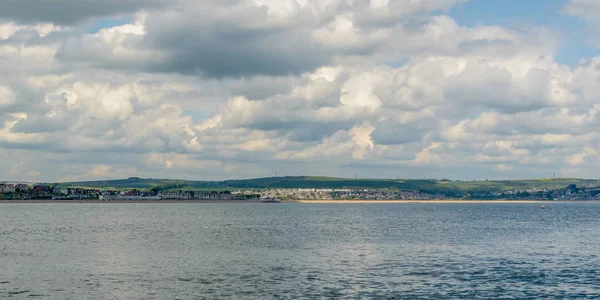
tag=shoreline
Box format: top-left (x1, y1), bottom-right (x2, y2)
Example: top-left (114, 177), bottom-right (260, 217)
top-left (0, 200), bottom-right (266, 204)
top-left (289, 199), bottom-right (597, 204)
top-left (0, 199), bottom-right (597, 204)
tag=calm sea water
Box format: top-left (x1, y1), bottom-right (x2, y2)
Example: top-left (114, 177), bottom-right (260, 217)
top-left (1, 202), bottom-right (600, 299)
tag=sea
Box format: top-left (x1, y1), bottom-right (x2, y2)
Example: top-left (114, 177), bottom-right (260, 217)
top-left (1, 202), bottom-right (600, 299)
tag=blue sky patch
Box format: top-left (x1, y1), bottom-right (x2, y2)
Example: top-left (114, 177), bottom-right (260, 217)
top-left (449, 0), bottom-right (598, 67)
top-left (88, 16), bottom-right (133, 33)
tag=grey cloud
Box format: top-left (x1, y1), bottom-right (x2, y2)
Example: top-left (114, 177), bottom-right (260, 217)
top-left (286, 122), bottom-right (354, 142)
top-left (57, 152), bottom-right (149, 167)
top-left (56, 3), bottom-right (331, 78)
top-left (189, 147), bottom-right (277, 165)
top-left (371, 121), bottom-right (430, 145)
top-left (0, 0), bottom-right (167, 25)
top-left (10, 114), bottom-right (72, 133)
top-left (0, 114), bottom-right (13, 126)
top-left (226, 76), bottom-right (297, 100)
top-left (227, 111), bottom-right (353, 141)
top-left (465, 109), bottom-right (596, 137)
top-left (458, 39), bottom-right (519, 56)
top-left (53, 1), bottom-right (470, 79)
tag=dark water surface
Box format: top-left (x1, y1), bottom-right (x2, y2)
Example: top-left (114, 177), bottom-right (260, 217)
top-left (1, 202), bottom-right (600, 299)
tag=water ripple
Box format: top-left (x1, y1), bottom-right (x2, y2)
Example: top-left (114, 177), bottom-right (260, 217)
top-left (1, 203), bottom-right (600, 299)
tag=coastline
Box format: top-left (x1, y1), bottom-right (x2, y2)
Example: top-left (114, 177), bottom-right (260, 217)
top-left (0, 200), bottom-right (265, 204)
top-left (1, 199), bottom-right (597, 204)
top-left (289, 199), bottom-right (595, 204)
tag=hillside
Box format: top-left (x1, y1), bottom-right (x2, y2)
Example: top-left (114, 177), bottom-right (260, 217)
top-left (60, 176), bottom-right (600, 195)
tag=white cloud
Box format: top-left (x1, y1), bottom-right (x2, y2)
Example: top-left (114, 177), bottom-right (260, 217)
top-left (1, 1), bottom-right (600, 182)
top-left (567, 147), bottom-right (597, 166)
top-left (564, 0), bottom-right (600, 24)
top-left (0, 85), bottom-right (16, 107)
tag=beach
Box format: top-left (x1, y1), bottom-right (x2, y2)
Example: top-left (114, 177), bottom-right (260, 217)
top-left (290, 199), bottom-right (574, 204)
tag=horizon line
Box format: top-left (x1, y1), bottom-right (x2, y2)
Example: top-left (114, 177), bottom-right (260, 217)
top-left (1, 176), bottom-right (598, 185)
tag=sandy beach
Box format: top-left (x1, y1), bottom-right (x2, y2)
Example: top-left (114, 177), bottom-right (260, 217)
top-left (290, 200), bottom-right (579, 204)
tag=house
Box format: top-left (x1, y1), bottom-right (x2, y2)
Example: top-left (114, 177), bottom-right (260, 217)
top-left (158, 191), bottom-right (192, 200)
top-left (33, 185), bottom-right (52, 192)
top-left (1, 184), bottom-right (16, 193)
top-left (15, 184), bottom-right (29, 192)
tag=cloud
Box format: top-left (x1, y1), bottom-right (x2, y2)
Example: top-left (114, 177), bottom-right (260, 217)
top-left (55, 3), bottom-right (329, 78)
top-left (0, 85), bottom-right (17, 107)
top-left (0, 0), bottom-right (170, 25)
top-left (2, 1), bottom-right (600, 182)
top-left (54, 0), bottom-right (473, 78)
top-left (564, 0), bottom-right (600, 24)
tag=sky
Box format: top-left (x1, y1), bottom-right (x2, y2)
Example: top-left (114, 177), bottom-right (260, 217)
top-left (1, 0), bottom-right (600, 182)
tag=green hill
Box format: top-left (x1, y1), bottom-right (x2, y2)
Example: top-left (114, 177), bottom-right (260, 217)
top-left (59, 176), bottom-right (600, 195)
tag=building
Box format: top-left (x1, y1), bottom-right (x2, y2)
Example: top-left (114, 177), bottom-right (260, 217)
top-left (33, 185), bottom-right (52, 193)
top-left (52, 186), bottom-right (61, 194)
top-left (1, 184), bottom-right (16, 193)
top-left (158, 191), bottom-right (192, 200)
top-left (15, 184), bottom-right (29, 192)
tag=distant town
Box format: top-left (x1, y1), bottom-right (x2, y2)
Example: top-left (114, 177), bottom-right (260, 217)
top-left (0, 183), bottom-right (258, 201)
top-left (1, 181), bottom-right (599, 201)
